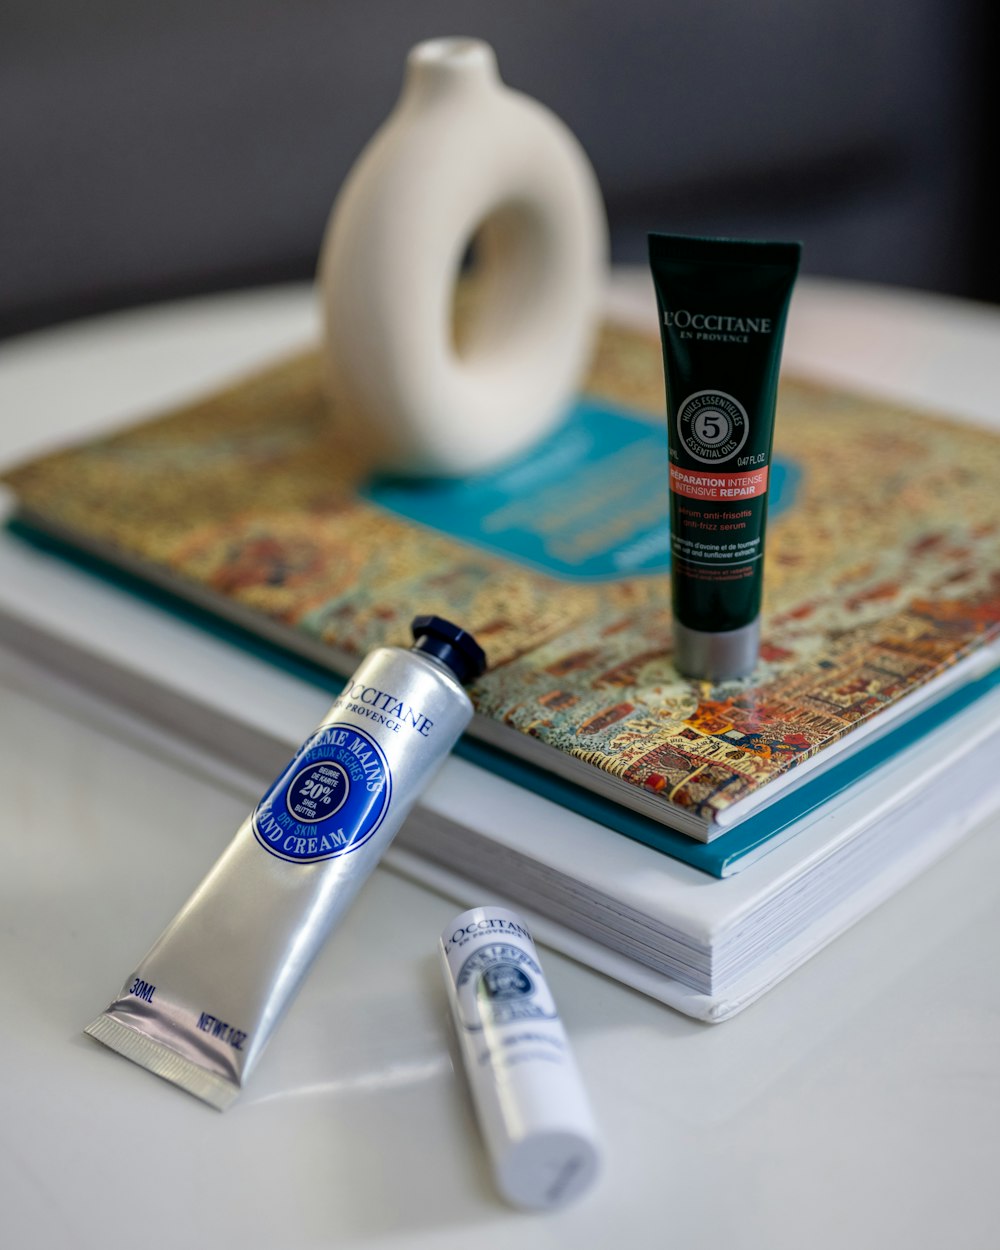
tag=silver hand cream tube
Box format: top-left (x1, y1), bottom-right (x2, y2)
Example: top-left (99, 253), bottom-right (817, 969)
top-left (85, 614), bottom-right (487, 1109)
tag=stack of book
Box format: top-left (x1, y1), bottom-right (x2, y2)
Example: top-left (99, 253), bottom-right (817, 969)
top-left (2, 320), bottom-right (998, 1020)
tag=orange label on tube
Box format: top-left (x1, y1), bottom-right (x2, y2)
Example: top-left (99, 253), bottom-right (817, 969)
top-left (669, 465), bottom-right (769, 500)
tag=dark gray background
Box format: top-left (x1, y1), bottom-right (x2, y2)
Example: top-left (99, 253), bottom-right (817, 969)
top-left (1, 1), bottom-right (995, 338)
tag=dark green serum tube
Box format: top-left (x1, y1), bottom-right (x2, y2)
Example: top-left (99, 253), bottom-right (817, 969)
top-left (648, 233), bottom-right (801, 681)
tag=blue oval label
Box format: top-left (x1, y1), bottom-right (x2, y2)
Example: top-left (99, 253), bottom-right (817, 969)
top-left (252, 724), bottom-right (392, 863)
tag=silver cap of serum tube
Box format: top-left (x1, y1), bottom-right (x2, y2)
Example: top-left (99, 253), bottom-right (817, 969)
top-left (439, 906), bottom-right (602, 1211)
top-left (673, 614), bottom-right (760, 681)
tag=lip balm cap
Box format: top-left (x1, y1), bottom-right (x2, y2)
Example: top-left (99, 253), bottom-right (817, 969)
top-left (492, 1121), bottom-right (601, 1211)
top-left (410, 614), bottom-right (487, 684)
top-left (440, 906), bottom-right (601, 1210)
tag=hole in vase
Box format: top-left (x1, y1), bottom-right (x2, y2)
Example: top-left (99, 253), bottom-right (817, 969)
top-left (450, 201), bottom-right (552, 364)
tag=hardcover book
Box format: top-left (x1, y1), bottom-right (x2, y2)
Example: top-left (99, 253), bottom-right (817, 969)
top-left (3, 320), bottom-right (1000, 866)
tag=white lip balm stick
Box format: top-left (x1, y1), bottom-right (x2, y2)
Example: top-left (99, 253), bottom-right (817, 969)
top-left (439, 906), bottom-right (602, 1210)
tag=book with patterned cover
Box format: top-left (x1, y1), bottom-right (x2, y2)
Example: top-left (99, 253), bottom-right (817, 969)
top-left (4, 320), bottom-right (1000, 853)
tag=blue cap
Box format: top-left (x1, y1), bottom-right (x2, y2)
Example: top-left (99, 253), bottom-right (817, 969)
top-left (410, 615), bottom-right (487, 685)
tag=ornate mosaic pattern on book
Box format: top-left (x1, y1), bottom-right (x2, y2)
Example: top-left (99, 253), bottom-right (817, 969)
top-left (6, 322), bottom-right (999, 826)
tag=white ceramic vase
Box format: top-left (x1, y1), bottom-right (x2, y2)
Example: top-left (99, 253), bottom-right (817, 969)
top-left (317, 37), bottom-right (609, 477)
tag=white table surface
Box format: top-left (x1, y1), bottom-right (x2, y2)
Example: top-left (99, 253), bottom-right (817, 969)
top-left (2, 272), bottom-right (999, 1248)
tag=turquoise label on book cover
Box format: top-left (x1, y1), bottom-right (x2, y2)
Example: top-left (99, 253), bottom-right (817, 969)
top-left (365, 400), bottom-right (799, 581)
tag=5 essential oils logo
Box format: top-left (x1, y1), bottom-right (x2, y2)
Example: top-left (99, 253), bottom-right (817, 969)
top-left (252, 724), bottom-right (392, 863)
top-left (333, 681), bottom-right (435, 736)
top-left (676, 389), bottom-right (750, 464)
